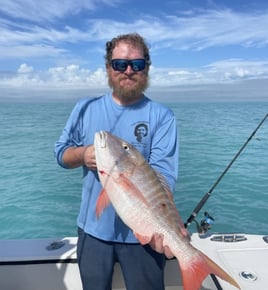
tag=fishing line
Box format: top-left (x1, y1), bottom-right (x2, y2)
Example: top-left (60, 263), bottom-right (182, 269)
top-left (184, 113), bottom-right (268, 229)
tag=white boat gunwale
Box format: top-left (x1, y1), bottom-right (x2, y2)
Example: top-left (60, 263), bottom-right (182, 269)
top-left (1, 232), bottom-right (268, 290)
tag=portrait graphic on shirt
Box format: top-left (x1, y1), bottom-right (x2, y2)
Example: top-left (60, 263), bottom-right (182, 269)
top-left (134, 123), bottom-right (148, 143)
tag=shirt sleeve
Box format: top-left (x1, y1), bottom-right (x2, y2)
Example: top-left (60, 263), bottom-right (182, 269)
top-left (54, 100), bottom-right (85, 168)
top-left (149, 109), bottom-right (179, 192)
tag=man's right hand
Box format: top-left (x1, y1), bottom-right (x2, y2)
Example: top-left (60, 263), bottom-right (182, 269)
top-left (83, 145), bottom-right (97, 170)
top-left (62, 145), bottom-right (96, 169)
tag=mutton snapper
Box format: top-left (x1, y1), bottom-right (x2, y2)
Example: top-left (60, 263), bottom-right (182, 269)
top-left (94, 131), bottom-right (240, 290)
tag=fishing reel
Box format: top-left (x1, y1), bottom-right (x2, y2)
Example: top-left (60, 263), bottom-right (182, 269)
top-left (194, 211), bottom-right (215, 234)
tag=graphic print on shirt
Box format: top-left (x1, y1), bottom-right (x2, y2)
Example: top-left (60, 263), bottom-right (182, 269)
top-left (131, 122), bottom-right (150, 153)
top-left (134, 123), bottom-right (148, 143)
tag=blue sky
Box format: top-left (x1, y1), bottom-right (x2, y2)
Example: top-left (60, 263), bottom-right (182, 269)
top-left (0, 0), bottom-right (268, 102)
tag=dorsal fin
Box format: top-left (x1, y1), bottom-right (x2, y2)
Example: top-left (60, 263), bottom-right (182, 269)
top-left (154, 170), bottom-right (173, 200)
top-left (154, 169), bottom-right (190, 238)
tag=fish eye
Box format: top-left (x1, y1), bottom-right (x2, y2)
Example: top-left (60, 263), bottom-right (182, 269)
top-left (122, 143), bottom-right (129, 151)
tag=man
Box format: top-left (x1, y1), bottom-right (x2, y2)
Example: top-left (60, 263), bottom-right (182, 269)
top-left (55, 33), bottom-right (179, 290)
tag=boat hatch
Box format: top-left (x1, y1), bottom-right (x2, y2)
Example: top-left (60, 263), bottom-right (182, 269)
top-left (46, 241), bottom-right (66, 251)
top-left (210, 234), bottom-right (247, 242)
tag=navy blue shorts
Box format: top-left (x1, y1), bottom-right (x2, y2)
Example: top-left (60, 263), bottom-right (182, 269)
top-left (77, 228), bottom-right (166, 290)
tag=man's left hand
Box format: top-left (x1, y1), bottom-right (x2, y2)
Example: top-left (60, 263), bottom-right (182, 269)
top-left (149, 233), bottom-right (174, 259)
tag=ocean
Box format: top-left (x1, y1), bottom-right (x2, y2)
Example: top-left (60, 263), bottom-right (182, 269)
top-left (1, 100), bottom-right (268, 240)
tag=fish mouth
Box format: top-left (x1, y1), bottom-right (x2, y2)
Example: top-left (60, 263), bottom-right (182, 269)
top-left (97, 131), bottom-right (106, 148)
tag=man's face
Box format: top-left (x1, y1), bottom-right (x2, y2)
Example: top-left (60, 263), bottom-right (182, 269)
top-left (107, 41), bottom-right (149, 105)
top-left (136, 126), bottom-right (146, 136)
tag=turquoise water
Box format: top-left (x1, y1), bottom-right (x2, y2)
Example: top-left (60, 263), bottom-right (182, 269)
top-left (0, 101), bottom-right (267, 239)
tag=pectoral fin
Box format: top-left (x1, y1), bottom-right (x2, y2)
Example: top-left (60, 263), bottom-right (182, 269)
top-left (96, 189), bottom-right (111, 218)
top-left (115, 173), bottom-right (149, 206)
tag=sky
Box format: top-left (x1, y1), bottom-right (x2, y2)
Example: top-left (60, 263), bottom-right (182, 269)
top-left (0, 0), bottom-right (268, 102)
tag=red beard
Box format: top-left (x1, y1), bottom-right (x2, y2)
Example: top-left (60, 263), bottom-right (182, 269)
top-left (109, 74), bottom-right (149, 103)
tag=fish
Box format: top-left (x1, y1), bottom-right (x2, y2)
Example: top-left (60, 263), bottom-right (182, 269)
top-left (94, 131), bottom-right (240, 290)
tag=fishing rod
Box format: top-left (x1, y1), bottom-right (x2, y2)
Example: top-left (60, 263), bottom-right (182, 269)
top-left (184, 113), bottom-right (268, 231)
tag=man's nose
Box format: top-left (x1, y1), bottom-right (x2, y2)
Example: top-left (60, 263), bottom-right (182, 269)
top-left (124, 64), bottom-right (135, 74)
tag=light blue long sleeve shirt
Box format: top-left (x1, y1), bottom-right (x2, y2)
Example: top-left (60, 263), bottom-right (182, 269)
top-left (55, 93), bottom-right (179, 243)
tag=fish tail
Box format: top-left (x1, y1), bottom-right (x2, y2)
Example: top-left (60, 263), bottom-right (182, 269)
top-left (178, 251), bottom-right (240, 290)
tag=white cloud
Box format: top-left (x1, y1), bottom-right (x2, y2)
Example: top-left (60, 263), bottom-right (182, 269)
top-left (148, 59), bottom-right (268, 87)
top-left (80, 9), bottom-right (268, 50)
top-left (18, 64), bottom-right (34, 74)
top-left (168, 9), bottom-right (268, 50)
top-left (205, 59), bottom-right (268, 81)
top-left (0, 9), bottom-right (268, 59)
top-left (0, 59), bottom-right (268, 102)
top-left (0, 0), bottom-right (122, 22)
top-left (0, 3), bottom-right (268, 102)
top-left (0, 64), bottom-right (107, 90)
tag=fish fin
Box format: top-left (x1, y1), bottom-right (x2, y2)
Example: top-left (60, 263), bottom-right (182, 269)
top-left (154, 170), bottom-right (190, 239)
top-left (154, 170), bottom-right (172, 195)
top-left (134, 232), bottom-right (151, 245)
top-left (116, 173), bottom-right (149, 205)
top-left (95, 189), bottom-right (111, 218)
top-left (164, 193), bottom-right (188, 238)
top-left (179, 251), bottom-right (240, 290)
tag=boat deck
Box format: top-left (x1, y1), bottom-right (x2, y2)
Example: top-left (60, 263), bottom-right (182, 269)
top-left (0, 233), bottom-right (267, 289)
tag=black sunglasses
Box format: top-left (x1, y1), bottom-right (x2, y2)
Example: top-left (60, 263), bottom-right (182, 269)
top-left (110, 59), bottom-right (146, 72)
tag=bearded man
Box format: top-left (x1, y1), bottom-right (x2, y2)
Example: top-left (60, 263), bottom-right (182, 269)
top-left (55, 33), bottom-right (179, 290)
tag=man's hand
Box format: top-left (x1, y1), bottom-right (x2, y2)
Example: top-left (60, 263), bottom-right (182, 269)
top-left (63, 145), bottom-right (96, 169)
top-left (149, 233), bottom-right (174, 259)
top-left (83, 145), bottom-right (97, 170)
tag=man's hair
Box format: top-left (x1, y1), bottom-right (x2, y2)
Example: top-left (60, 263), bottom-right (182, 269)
top-left (105, 33), bottom-right (151, 66)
